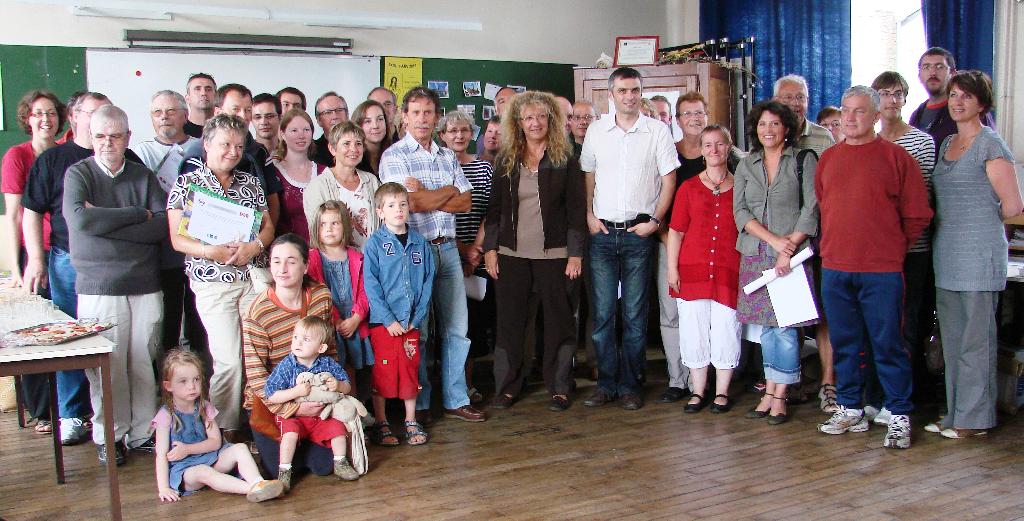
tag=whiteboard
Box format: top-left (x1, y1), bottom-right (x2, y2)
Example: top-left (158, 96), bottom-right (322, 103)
top-left (86, 49), bottom-right (381, 148)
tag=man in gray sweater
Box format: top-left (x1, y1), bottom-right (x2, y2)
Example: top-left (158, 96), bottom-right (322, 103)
top-left (63, 104), bottom-right (168, 466)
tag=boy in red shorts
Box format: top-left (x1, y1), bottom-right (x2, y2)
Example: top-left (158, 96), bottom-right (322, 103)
top-left (264, 316), bottom-right (359, 490)
top-left (363, 183), bottom-right (436, 446)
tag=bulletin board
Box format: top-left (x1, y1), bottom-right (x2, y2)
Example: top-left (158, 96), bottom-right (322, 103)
top-left (0, 45), bottom-right (87, 214)
top-left (414, 57), bottom-right (575, 152)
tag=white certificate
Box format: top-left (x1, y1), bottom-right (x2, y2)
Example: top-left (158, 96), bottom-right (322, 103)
top-left (615, 36), bottom-right (659, 66)
top-left (179, 185), bottom-right (260, 245)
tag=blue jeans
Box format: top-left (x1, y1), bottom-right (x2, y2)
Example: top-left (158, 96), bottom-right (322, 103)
top-left (821, 269), bottom-right (913, 415)
top-left (760, 327), bottom-right (800, 385)
top-left (589, 229), bottom-right (655, 397)
top-left (416, 241), bottom-right (471, 411)
top-left (48, 248), bottom-right (90, 418)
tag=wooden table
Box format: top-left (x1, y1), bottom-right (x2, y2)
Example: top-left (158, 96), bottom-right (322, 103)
top-left (0, 334), bottom-right (122, 521)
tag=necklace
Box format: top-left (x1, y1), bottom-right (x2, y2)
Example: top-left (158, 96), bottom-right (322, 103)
top-left (957, 131), bottom-right (981, 152)
top-left (703, 172), bottom-right (727, 195)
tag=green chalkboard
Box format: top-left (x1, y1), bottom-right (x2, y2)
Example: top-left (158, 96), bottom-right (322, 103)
top-left (0, 45), bottom-right (86, 213)
top-left (417, 57), bottom-right (574, 153)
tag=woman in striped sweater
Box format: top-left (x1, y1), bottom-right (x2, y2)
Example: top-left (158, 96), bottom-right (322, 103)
top-left (242, 233), bottom-right (338, 477)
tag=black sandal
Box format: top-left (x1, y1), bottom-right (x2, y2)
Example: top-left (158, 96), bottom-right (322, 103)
top-left (371, 421), bottom-right (400, 446)
top-left (404, 420), bottom-right (429, 446)
top-left (745, 393), bottom-right (773, 419)
top-left (683, 393), bottom-right (708, 413)
top-left (767, 395), bottom-right (789, 425)
top-left (709, 394), bottom-right (733, 413)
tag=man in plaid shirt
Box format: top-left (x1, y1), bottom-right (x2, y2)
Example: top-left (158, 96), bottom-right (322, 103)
top-left (379, 86), bottom-right (486, 423)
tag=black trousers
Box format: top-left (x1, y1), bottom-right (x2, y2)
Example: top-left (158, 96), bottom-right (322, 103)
top-left (493, 255), bottom-right (577, 397)
top-left (158, 268), bottom-right (211, 372)
top-left (17, 248), bottom-right (52, 419)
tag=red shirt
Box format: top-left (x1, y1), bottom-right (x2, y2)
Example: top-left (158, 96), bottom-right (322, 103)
top-left (1, 141), bottom-right (52, 251)
top-left (668, 176), bottom-right (740, 308)
top-left (814, 137), bottom-right (933, 272)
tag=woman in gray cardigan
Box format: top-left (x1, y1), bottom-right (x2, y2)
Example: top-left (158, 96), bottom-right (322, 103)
top-left (929, 71), bottom-right (1022, 439)
top-left (302, 121), bottom-right (381, 250)
top-left (733, 101), bottom-right (819, 425)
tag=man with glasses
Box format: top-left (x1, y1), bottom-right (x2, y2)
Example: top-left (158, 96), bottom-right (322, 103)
top-left (909, 47), bottom-right (995, 148)
top-left (251, 93), bottom-right (281, 155)
top-left (773, 74), bottom-right (835, 155)
top-left (569, 100), bottom-right (597, 157)
top-left (312, 92), bottom-right (349, 167)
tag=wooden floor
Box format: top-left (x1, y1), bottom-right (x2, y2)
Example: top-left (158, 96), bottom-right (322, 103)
top-left (3, 357), bottom-right (1024, 521)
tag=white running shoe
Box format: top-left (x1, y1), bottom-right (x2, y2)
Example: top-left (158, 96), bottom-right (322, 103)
top-left (818, 406), bottom-right (869, 435)
top-left (60, 417), bottom-right (90, 446)
top-left (863, 405), bottom-right (880, 422)
top-left (872, 407), bottom-right (892, 425)
top-left (883, 414), bottom-right (911, 449)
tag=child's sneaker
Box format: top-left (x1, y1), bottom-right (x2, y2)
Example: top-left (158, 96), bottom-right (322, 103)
top-left (872, 407), bottom-right (893, 425)
top-left (277, 467), bottom-right (292, 494)
top-left (818, 406), bottom-right (869, 435)
top-left (334, 458), bottom-right (360, 481)
top-left (883, 414), bottom-right (912, 449)
top-left (246, 479), bottom-right (284, 502)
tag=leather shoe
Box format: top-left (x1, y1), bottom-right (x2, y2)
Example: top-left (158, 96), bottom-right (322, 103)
top-left (444, 405), bottom-right (486, 422)
top-left (548, 395), bottom-right (570, 412)
top-left (683, 394), bottom-right (708, 413)
top-left (490, 393), bottom-right (514, 409)
top-left (621, 392), bottom-right (644, 410)
top-left (709, 394), bottom-right (733, 413)
top-left (97, 443), bottom-right (126, 466)
top-left (583, 389), bottom-right (613, 407)
top-left (659, 387), bottom-right (690, 403)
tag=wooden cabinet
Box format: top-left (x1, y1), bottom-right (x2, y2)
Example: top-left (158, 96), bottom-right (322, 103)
top-left (573, 62), bottom-right (734, 133)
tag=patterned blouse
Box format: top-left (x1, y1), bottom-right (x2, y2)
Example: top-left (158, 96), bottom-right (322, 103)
top-left (167, 165), bottom-right (269, 283)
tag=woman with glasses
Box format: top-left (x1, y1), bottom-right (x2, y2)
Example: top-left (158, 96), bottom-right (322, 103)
top-left (483, 91), bottom-right (585, 412)
top-left (815, 106), bottom-right (843, 143)
top-left (861, 72), bottom-right (937, 424)
top-left (2, 90), bottom-right (65, 434)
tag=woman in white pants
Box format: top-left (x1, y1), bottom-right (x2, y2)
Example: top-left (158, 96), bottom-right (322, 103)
top-left (665, 125), bottom-right (742, 414)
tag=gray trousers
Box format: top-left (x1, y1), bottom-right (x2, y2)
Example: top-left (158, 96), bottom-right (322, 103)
top-left (656, 242), bottom-right (690, 390)
top-left (936, 288), bottom-right (999, 430)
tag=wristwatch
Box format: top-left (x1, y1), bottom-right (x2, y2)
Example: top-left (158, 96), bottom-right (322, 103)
top-left (648, 215), bottom-right (662, 225)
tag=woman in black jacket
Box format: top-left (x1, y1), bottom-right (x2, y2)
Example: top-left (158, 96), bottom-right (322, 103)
top-left (483, 91), bottom-right (586, 412)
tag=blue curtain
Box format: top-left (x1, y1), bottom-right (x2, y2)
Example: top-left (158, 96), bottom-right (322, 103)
top-left (700, 0), bottom-right (851, 118)
top-left (921, 0), bottom-right (994, 77)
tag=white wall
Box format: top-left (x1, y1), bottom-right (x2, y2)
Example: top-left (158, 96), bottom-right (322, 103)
top-left (1, 0), bottom-right (701, 66)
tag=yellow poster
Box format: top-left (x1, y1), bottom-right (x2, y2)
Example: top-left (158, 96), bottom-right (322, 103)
top-left (383, 57), bottom-right (423, 102)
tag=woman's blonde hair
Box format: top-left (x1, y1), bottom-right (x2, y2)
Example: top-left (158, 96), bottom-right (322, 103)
top-left (497, 91), bottom-right (570, 176)
top-left (159, 349), bottom-right (211, 433)
top-left (275, 108), bottom-right (317, 161)
top-left (308, 200), bottom-right (353, 249)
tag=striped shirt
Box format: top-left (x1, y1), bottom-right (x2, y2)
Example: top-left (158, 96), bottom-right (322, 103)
top-left (893, 128), bottom-right (936, 253)
top-left (379, 133), bottom-right (473, 241)
top-left (455, 159), bottom-right (493, 244)
top-left (242, 284), bottom-right (334, 417)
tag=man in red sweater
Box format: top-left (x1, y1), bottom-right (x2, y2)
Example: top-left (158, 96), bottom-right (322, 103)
top-left (814, 86), bottom-right (932, 449)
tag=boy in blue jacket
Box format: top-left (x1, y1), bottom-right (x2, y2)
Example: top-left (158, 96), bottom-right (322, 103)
top-left (363, 182), bottom-right (435, 446)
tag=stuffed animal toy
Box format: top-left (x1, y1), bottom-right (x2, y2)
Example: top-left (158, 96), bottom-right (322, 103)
top-left (294, 371), bottom-right (368, 475)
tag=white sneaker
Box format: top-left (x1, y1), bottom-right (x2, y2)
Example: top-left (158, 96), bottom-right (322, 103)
top-left (60, 417), bottom-right (90, 446)
top-left (863, 405), bottom-right (880, 422)
top-left (883, 414), bottom-right (911, 449)
top-left (818, 406), bottom-right (869, 435)
top-left (872, 407), bottom-right (892, 425)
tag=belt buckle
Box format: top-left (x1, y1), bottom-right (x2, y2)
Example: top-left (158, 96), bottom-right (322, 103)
top-left (610, 220), bottom-right (628, 230)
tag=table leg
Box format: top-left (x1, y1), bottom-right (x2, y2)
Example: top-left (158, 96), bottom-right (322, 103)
top-left (49, 372), bottom-right (65, 484)
top-left (100, 355), bottom-right (122, 521)
top-left (15, 375), bottom-right (27, 428)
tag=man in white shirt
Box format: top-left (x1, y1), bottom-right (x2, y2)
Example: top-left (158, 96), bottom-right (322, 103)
top-left (580, 67), bottom-right (679, 410)
top-left (132, 90), bottom-right (207, 361)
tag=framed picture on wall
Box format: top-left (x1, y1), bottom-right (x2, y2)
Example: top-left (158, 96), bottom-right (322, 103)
top-left (614, 36), bottom-right (660, 66)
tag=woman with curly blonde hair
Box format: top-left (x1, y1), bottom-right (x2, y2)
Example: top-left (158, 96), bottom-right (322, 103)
top-left (484, 91), bottom-right (585, 411)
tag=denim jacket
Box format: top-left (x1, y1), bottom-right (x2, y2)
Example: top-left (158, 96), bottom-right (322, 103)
top-left (362, 225), bottom-right (435, 330)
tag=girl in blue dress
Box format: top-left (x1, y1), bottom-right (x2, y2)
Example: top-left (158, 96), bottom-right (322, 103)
top-left (152, 349), bottom-right (283, 503)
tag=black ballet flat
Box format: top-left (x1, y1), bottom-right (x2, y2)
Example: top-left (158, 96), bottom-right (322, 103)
top-left (683, 394), bottom-right (708, 413)
top-left (709, 394), bottom-right (733, 413)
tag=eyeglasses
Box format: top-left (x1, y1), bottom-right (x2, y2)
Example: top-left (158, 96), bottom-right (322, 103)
top-left (30, 111), bottom-right (59, 118)
top-left (520, 114), bottom-right (549, 123)
top-left (571, 115), bottom-right (595, 122)
top-left (877, 89), bottom-right (905, 99)
top-left (919, 63), bottom-right (948, 71)
top-left (823, 120), bottom-right (842, 128)
top-left (317, 107), bottom-right (348, 117)
top-left (151, 108), bottom-right (181, 117)
top-left (680, 110), bottom-right (707, 119)
top-left (777, 94), bottom-right (807, 103)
